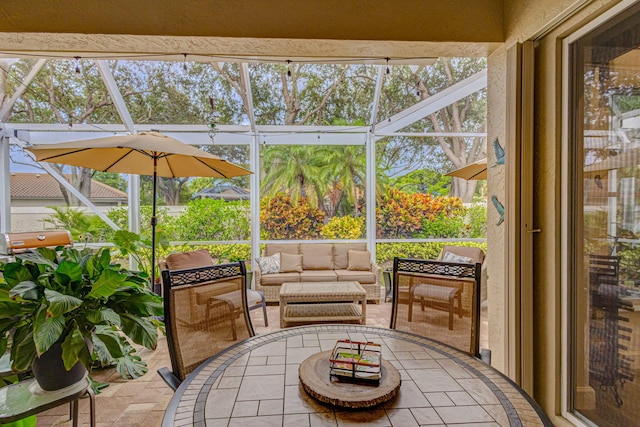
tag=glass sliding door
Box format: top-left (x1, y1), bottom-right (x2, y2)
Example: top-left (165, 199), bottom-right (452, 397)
top-left (569, 3), bottom-right (640, 425)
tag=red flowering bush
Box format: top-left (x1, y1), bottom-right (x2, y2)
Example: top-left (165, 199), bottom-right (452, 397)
top-left (376, 188), bottom-right (467, 238)
top-left (260, 194), bottom-right (325, 240)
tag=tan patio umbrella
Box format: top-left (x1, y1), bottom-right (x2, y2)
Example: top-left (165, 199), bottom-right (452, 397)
top-left (446, 157), bottom-right (488, 180)
top-left (26, 131), bottom-right (252, 286)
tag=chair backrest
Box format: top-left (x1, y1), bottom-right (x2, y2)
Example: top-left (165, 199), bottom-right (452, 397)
top-left (390, 257), bottom-right (482, 357)
top-left (161, 258), bottom-right (254, 383)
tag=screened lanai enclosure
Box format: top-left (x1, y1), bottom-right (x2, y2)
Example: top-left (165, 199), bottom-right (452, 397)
top-left (0, 56), bottom-right (488, 264)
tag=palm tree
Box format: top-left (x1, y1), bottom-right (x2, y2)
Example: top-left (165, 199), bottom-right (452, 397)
top-left (317, 145), bottom-right (366, 217)
top-left (260, 145), bottom-right (325, 207)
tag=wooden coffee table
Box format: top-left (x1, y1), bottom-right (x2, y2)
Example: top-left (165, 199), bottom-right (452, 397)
top-left (279, 281), bottom-right (367, 327)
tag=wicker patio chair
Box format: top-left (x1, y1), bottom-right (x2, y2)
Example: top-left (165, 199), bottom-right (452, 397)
top-left (390, 257), bottom-right (482, 357)
top-left (158, 259), bottom-right (254, 390)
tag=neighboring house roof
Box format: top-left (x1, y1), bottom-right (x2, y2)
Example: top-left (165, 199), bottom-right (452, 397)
top-left (195, 184), bottom-right (250, 201)
top-left (10, 173), bottom-right (128, 201)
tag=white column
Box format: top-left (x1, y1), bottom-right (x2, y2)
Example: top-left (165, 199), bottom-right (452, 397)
top-left (365, 132), bottom-right (376, 260)
top-left (250, 132), bottom-right (261, 282)
top-left (0, 135), bottom-right (11, 233)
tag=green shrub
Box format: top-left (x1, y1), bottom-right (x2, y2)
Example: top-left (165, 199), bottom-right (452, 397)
top-left (418, 213), bottom-right (468, 238)
top-left (44, 207), bottom-right (120, 244)
top-left (321, 216), bottom-right (365, 239)
top-left (171, 199), bottom-right (249, 241)
top-left (106, 206), bottom-right (176, 241)
top-left (467, 203), bottom-right (487, 238)
top-left (375, 241), bottom-right (488, 269)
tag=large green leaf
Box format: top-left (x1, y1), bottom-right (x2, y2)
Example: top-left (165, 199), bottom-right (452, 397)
top-left (16, 250), bottom-right (56, 268)
top-left (115, 346), bottom-right (148, 379)
top-left (86, 269), bottom-right (127, 299)
top-left (112, 293), bottom-right (164, 317)
top-left (84, 308), bottom-right (121, 326)
top-left (55, 260), bottom-right (83, 285)
top-left (0, 287), bottom-right (15, 302)
top-left (10, 328), bottom-right (36, 372)
top-left (61, 326), bottom-right (90, 371)
top-left (93, 329), bottom-right (125, 360)
top-left (0, 301), bottom-right (26, 320)
top-left (119, 314), bottom-right (158, 350)
top-left (2, 263), bottom-right (34, 286)
top-left (33, 307), bottom-right (65, 355)
top-left (44, 289), bottom-right (83, 316)
top-left (9, 281), bottom-right (40, 301)
top-left (112, 230), bottom-right (140, 256)
top-left (85, 252), bottom-right (100, 278)
top-left (98, 248), bottom-right (112, 270)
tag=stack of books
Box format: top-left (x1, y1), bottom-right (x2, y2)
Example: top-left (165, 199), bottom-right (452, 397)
top-left (329, 340), bottom-right (382, 383)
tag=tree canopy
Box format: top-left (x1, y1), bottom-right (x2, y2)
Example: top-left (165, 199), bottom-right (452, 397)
top-left (1, 57), bottom-right (487, 209)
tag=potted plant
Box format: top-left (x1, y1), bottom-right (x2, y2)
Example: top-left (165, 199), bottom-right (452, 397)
top-left (0, 246), bottom-right (164, 391)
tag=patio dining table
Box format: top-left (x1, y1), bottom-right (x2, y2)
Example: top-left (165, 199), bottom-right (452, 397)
top-left (162, 324), bottom-right (552, 426)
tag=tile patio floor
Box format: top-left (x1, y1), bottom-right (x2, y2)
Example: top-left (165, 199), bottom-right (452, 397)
top-left (34, 301), bottom-right (489, 426)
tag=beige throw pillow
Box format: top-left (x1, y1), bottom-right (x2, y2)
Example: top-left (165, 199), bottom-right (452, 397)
top-left (280, 253), bottom-right (303, 273)
top-left (256, 253), bottom-right (281, 274)
top-left (347, 250), bottom-right (371, 271)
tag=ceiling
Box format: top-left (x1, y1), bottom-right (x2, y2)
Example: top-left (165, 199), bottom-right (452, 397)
top-left (0, 0), bottom-right (504, 61)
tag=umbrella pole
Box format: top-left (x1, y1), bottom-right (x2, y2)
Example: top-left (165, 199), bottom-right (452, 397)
top-left (151, 157), bottom-right (157, 290)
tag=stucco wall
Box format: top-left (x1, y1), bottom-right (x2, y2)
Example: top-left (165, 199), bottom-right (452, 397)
top-left (486, 47), bottom-right (508, 373)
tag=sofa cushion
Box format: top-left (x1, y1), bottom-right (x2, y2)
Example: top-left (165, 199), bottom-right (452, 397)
top-left (280, 253), bottom-right (303, 273)
top-left (335, 270), bottom-right (376, 284)
top-left (300, 270), bottom-right (338, 282)
top-left (260, 272), bottom-right (300, 285)
top-left (300, 243), bottom-right (334, 270)
top-left (256, 253), bottom-right (281, 274)
top-left (333, 243), bottom-right (367, 270)
top-left (165, 249), bottom-right (213, 270)
top-left (347, 250), bottom-right (372, 271)
top-left (264, 243), bottom-right (299, 256)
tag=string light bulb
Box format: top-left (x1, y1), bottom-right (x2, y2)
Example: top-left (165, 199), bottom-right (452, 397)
top-left (74, 56), bottom-right (81, 74)
top-left (286, 60), bottom-right (292, 78)
top-left (182, 53), bottom-right (188, 72)
top-left (385, 58), bottom-right (390, 75)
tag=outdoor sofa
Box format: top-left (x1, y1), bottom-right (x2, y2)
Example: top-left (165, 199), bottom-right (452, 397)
top-left (254, 242), bottom-right (382, 303)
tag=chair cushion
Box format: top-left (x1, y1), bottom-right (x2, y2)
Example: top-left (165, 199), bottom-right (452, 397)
top-left (300, 270), bottom-right (338, 282)
top-left (165, 249), bottom-right (213, 270)
top-left (347, 250), bottom-right (371, 271)
top-left (300, 243), bottom-right (334, 270)
top-left (335, 270), bottom-right (376, 284)
top-left (280, 253), bottom-right (303, 273)
top-left (264, 243), bottom-right (299, 256)
top-left (256, 253), bottom-right (280, 274)
top-left (246, 289), bottom-right (264, 307)
top-left (333, 243), bottom-right (367, 269)
top-left (413, 284), bottom-right (459, 301)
